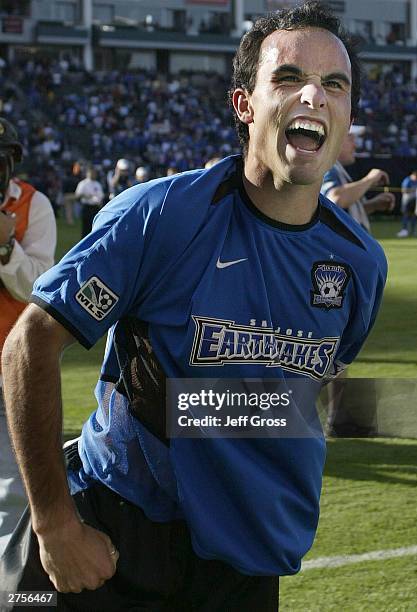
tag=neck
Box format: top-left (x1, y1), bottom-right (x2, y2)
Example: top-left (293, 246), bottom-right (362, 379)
top-left (242, 159), bottom-right (321, 226)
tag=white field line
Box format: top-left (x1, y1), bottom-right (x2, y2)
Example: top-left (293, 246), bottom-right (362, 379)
top-left (302, 545), bottom-right (417, 570)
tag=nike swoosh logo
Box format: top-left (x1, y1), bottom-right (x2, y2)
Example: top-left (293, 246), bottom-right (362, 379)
top-left (216, 257), bottom-right (248, 269)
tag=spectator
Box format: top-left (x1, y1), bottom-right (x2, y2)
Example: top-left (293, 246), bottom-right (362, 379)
top-left (0, 117), bottom-right (56, 555)
top-left (62, 161), bottom-right (83, 225)
top-left (134, 166), bottom-right (150, 184)
top-left (321, 126), bottom-right (395, 233)
top-left (108, 158), bottom-right (133, 199)
top-left (397, 170), bottom-right (417, 237)
top-left (321, 125), bottom-right (394, 437)
top-left (75, 166), bottom-right (105, 238)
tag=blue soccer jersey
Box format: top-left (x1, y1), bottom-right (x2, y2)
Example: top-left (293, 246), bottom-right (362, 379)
top-left (401, 176), bottom-right (417, 191)
top-left (32, 155), bottom-right (387, 576)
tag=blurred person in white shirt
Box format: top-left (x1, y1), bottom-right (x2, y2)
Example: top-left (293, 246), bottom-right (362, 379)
top-left (75, 166), bottom-right (104, 238)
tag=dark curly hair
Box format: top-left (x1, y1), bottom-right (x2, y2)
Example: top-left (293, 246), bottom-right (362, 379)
top-left (229, 1), bottom-right (362, 155)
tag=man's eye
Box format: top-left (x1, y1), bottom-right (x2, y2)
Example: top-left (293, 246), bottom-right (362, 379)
top-left (324, 80), bottom-right (343, 89)
top-left (281, 75), bottom-right (300, 82)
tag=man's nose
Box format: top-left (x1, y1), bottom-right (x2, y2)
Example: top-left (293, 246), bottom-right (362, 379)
top-left (300, 83), bottom-right (326, 109)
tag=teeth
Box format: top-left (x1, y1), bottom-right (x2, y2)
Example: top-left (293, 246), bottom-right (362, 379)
top-left (287, 120), bottom-right (325, 137)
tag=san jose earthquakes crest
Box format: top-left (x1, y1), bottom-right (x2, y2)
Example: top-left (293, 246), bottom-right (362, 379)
top-left (310, 261), bottom-right (351, 309)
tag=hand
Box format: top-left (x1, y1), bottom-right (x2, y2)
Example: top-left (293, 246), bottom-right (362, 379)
top-left (0, 211), bottom-right (16, 244)
top-left (366, 169), bottom-right (389, 188)
top-left (365, 193), bottom-right (396, 214)
top-left (38, 520), bottom-right (119, 593)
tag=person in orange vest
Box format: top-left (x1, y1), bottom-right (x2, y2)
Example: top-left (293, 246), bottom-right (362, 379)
top-left (0, 117), bottom-right (56, 555)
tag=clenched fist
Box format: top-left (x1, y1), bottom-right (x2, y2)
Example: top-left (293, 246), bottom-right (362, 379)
top-left (365, 169), bottom-right (390, 188)
top-left (38, 519), bottom-right (119, 593)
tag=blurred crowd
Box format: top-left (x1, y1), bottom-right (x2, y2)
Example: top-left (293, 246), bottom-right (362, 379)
top-left (0, 56), bottom-right (238, 213)
top-left (0, 56), bottom-right (417, 214)
top-left (355, 66), bottom-right (417, 157)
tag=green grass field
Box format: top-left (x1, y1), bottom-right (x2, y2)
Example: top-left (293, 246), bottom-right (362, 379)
top-left (280, 438), bottom-right (417, 610)
top-left (348, 220), bottom-right (417, 379)
top-left (56, 217), bottom-right (417, 610)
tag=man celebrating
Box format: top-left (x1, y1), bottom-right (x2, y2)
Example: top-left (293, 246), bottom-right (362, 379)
top-left (0, 117), bottom-right (56, 555)
top-left (1, 3), bottom-right (386, 610)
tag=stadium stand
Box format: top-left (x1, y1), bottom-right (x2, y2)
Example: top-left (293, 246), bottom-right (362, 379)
top-left (356, 65), bottom-right (417, 157)
top-left (0, 57), bottom-right (239, 195)
top-left (1, 56), bottom-right (417, 209)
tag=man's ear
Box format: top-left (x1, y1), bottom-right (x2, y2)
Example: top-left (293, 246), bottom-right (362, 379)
top-left (232, 89), bottom-right (254, 124)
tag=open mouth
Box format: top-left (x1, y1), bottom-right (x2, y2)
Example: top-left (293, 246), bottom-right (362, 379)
top-left (285, 120), bottom-right (326, 153)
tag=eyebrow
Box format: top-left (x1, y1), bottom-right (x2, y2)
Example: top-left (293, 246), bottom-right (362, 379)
top-left (271, 64), bottom-right (351, 87)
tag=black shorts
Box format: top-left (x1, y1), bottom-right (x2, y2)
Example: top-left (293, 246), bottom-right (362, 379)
top-left (0, 449), bottom-right (279, 612)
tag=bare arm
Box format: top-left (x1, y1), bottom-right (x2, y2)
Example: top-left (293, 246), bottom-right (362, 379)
top-left (363, 193), bottom-right (395, 214)
top-left (327, 169), bottom-right (390, 209)
top-left (2, 304), bottom-right (118, 592)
